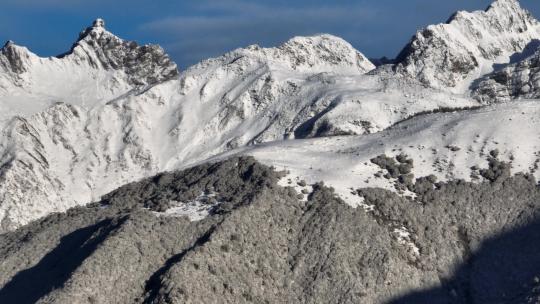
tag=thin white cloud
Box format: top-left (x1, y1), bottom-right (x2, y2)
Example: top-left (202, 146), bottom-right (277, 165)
top-left (143, 4), bottom-right (377, 32)
top-left (139, 2), bottom-right (377, 68)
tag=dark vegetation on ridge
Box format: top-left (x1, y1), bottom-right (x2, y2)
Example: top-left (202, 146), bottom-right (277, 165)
top-left (0, 156), bottom-right (538, 303)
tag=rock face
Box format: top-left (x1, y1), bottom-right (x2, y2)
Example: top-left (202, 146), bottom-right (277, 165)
top-left (0, 19), bottom-right (177, 99)
top-left (60, 18), bottom-right (178, 87)
top-left (473, 43), bottom-right (540, 102)
top-left (395, 0), bottom-right (540, 90)
top-left (0, 41), bottom-right (31, 74)
top-left (0, 157), bottom-right (539, 303)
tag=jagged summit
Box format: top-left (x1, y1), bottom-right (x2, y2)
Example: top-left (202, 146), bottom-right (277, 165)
top-left (445, 0), bottom-right (524, 25)
top-left (395, 0), bottom-right (540, 90)
top-left (2, 40), bottom-right (14, 48)
top-left (190, 33), bottom-right (374, 76)
top-left (93, 18), bottom-right (105, 28)
top-left (73, 18), bottom-right (111, 44)
top-left (276, 34), bottom-right (375, 72)
top-left (481, 0), bottom-right (535, 30)
top-left (55, 19), bottom-right (178, 86)
top-left (0, 19), bottom-right (178, 88)
top-left (0, 40), bottom-right (32, 74)
top-left (488, 0), bottom-right (521, 11)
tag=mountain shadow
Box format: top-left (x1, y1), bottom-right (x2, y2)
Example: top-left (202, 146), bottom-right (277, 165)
top-left (0, 217), bottom-right (126, 304)
top-left (388, 216), bottom-right (540, 304)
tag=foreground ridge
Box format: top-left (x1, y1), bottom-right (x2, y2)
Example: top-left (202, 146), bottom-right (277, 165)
top-left (0, 157), bottom-right (539, 303)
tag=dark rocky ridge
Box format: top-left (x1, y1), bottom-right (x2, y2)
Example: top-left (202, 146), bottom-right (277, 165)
top-left (0, 18), bottom-right (178, 88)
top-left (0, 157), bottom-right (539, 303)
top-left (60, 19), bottom-right (179, 87)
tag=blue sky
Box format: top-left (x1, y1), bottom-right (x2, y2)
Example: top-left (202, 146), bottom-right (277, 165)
top-left (1, 0), bottom-right (540, 69)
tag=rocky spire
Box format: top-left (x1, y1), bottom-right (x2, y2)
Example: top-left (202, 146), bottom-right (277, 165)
top-left (2, 40), bottom-right (15, 48)
top-left (93, 18), bottom-right (105, 28)
top-left (59, 19), bottom-right (179, 86)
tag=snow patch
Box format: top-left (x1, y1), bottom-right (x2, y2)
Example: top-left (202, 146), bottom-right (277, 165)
top-left (152, 192), bottom-right (221, 222)
top-left (393, 226), bottom-right (421, 257)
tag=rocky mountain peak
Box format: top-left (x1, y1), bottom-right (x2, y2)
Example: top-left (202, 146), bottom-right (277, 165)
top-left (2, 40), bottom-right (15, 48)
top-left (201, 33), bottom-right (375, 75)
top-left (395, 0), bottom-right (540, 90)
top-left (488, 0), bottom-right (521, 11)
top-left (93, 18), bottom-right (105, 28)
top-left (74, 18), bottom-right (112, 44)
top-left (0, 40), bottom-right (32, 74)
top-left (276, 34), bottom-right (375, 73)
top-left (61, 19), bottom-right (179, 87)
top-left (482, 0), bottom-right (536, 31)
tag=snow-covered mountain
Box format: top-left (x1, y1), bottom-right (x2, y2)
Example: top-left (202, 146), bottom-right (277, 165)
top-left (395, 0), bottom-right (540, 91)
top-left (0, 19), bottom-right (177, 121)
top-left (3, 0), bottom-right (540, 302)
top-left (1, 0), bottom-right (540, 232)
top-left (0, 21), bottom-right (470, 231)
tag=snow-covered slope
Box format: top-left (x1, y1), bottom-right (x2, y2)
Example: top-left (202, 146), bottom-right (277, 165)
top-left (0, 19), bottom-right (178, 122)
top-left (2, 0), bottom-right (540, 232)
top-left (218, 100), bottom-right (540, 207)
top-left (395, 0), bottom-right (540, 91)
top-left (0, 18), bottom-right (483, 231)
